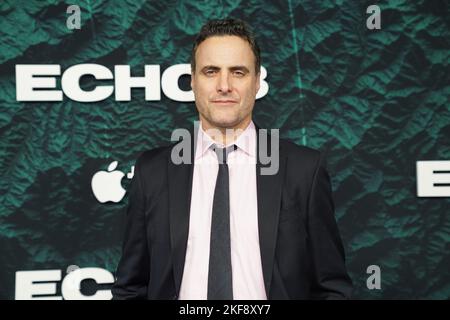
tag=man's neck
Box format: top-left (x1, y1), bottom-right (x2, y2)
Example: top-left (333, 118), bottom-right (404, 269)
top-left (201, 119), bottom-right (252, 146)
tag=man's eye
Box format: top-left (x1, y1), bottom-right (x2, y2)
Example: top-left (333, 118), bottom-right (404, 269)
top-left (234, 71), bottom-right (245, 77)
top-left (205, 69), bottom-right (217, 75)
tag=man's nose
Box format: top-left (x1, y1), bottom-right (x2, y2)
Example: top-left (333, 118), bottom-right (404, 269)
top-left (216, 72), bottom-right (232, 93)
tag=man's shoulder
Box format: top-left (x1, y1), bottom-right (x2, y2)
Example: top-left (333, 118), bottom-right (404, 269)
top-left (279, 138), bottom-right (322, 163)
top-left (278, 138), bottom-right (328, 187)
top-left (134, 144), bottom-right (174, 170)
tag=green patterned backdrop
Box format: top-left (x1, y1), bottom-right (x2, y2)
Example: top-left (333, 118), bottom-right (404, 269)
top-left (0, 0), bottom-right (449, 299)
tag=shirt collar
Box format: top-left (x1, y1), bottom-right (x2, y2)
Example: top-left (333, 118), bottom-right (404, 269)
top-left (195, 121), bottom-right (257, 160)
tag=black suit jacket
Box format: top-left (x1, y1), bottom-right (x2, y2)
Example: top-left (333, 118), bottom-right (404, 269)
top-left (112, 127), bottom-right (353, 300)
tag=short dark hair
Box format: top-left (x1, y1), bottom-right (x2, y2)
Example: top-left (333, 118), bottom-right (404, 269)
top-left (190, 19), bottom-right (261, 74)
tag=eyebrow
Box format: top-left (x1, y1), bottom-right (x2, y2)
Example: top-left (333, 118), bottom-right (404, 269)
top-left (201, 65), bottom-right (250, 73)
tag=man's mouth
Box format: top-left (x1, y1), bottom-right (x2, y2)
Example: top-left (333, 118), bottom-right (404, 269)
top-left (211, 100), bottom-right (237, 105)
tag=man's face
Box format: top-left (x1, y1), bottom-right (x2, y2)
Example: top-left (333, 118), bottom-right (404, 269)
top-left (191, 35), bottom-right (260, 131)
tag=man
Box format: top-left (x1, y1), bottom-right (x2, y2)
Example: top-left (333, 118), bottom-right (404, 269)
top-left (112, 19), bottom-right (353, 300)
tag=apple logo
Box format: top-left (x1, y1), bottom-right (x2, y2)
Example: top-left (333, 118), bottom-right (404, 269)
top-left (91, 161), bottom-right (126, 203)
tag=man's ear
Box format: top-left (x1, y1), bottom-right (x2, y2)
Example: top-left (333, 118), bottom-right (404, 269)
top-left (190, 71), bottom-right (195, 91)
top-left (255, 72), bottom-right (260, 93)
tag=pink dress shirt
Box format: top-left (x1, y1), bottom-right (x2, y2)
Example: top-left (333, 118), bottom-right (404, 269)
top-left (178, 121), bottom-right (267, 300)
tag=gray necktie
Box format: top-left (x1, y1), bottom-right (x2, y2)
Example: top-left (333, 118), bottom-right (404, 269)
top-left (207, 144), bottom-right (236, 300)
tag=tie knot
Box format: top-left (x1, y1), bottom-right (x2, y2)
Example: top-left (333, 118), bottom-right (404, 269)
top-left (212, 144), bottom-right (237, 164)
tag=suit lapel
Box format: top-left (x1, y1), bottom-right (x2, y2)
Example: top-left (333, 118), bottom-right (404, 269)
top-left (256, 127), bottom-right (284, 296)
top-left (168, 125), bottom-right (197, 295)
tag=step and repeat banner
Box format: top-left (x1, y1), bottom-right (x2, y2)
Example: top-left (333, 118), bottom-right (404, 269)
top-left (0, 0), bottom-right (449, 299)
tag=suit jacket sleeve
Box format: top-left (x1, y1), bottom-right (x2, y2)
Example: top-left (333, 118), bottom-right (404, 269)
top-left (308, 153), bottom-right (353, 299)
top-left (111, 156), bottom-right (150, 299)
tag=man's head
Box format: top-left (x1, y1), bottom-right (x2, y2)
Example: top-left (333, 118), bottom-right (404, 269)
top-left (190, 19), bottom-right (261, 132)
